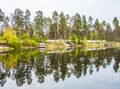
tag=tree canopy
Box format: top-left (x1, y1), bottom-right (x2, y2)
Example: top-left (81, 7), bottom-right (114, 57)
top-left (0, 8), bottom-right (120, 42)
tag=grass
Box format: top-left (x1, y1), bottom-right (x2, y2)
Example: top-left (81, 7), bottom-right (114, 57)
top-left (85, 41), bottom-right (120, 48)
top-left (45, 40), bottom-right (66, 51)
top-left (86, 42), bottom-right (104, 48)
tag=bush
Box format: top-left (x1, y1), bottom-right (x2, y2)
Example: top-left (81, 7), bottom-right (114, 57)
top-left (70, 34), bottom-right (78, 44)
top-left (2, 28), bottom-right (39, 48)
top-left (22, 39), bottom-right (38, 47)
top-left (9, 40), bottom-right (22, 49)
top-left (20, 33), bottom-right (29, 40)
top-left (31, 36), bottom-right (41, 42)
top-left (3, 28), bottom-right (18, 44)
top-left (29, 40), bottom-right (38, 46)
top-left (9, 39), bottom-right (38, 49)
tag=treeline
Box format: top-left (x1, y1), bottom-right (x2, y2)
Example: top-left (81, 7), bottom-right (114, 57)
top-left (0, 8), bottom-right (120, 42)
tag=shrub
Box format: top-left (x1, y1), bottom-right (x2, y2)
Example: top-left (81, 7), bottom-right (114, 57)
top-left (3, 28), bottom-right (18, 44)
top-left (20, 33), bottom-right (29, 40)
top-left (30, 40), bottom-right (38, 46)
top-left (70, 34), bottom-right (78, 44)
top-left (9, 40), bottom-right (22, 49)
top-left (2, 28), bottom-right (40, 49)
top-left (22, 39), bottom-right (38, 47)
top-left (31, 36), bottom-right (41, 42)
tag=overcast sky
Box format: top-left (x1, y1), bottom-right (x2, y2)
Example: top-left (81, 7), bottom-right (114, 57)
top-left (0, 0), bottom-right (120, 23)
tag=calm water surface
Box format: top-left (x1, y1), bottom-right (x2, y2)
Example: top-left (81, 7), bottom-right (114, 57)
top-left (0, 48), bottom-right (120, 89)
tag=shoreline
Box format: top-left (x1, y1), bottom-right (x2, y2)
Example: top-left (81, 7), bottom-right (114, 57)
top-left (0, 40), bottom-right (120, 53)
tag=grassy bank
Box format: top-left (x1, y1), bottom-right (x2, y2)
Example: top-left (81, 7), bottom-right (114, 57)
top-left (45, 40), bottom-right (67, 50)
top-left (1, 38), bottom-right (120, 49)
top-left (84, 41), bottom-right (120, 48)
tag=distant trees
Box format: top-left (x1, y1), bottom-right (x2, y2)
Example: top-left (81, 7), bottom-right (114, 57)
top-left (34, 10), bottom-right (44, 41)
top-left (113, 17), bottom-right (119, 29)
top-left (0, 8), bottom-right (120, 42)
top-left (82, 15), bottom-right (88, 37)
top-left (24, 9), bottom-right (31, 35)
top-left (0, 9), bottom-right (5, 22)
top-left (113, 17), bottom-right (120, 41)
top-left (73, 13), bottom-right (82, 42)
top-left (88, 16), bottom-right (93, 40)
top-left (0, 9), bottom-right (5, 31)
top-left (59, 12), bottom-right (67, 39)
top-left (51, 11), bottom-right (59, 40)
top-left (13, 8), bottom-right (24, 35)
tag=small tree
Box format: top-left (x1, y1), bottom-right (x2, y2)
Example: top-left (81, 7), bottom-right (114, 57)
top-left (3, 28), bottom-right (22, 48)
top-left (3, 28), bottom-right (18, 44)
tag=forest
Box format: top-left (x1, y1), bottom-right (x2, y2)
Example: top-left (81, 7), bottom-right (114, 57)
top-left (0, 8), bottom-right (120, 48)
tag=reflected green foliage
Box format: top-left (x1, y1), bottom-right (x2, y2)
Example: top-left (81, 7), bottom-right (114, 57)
top-left (0, 48), bottom-right (120, 87)
top-left (70, 34), bottom-right (78, 44)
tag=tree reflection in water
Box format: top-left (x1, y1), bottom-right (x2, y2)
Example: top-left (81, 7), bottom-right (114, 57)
top-left (0, 48), bottom-right (120, 87)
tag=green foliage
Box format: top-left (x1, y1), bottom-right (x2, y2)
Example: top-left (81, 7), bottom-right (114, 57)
top-left (13, 8), bottom-right (24, 33)
top-left (22, 39), bottom-right (38, 47)
top-left (20, 33), bottom-right (29, 39)
top-left (9, 40), bottom-right (22, 49)
top-left (55, 40), bottom-right (65, 46)
top-left (34, 10), bottom-right (44, 41)
top-left (31, 36), bottom-right (41, 42)
top-left (46, 40), bottom-right (66, 51)
top-left (59, 12), bottom-right (67, 39)
top-left (113, 17), bottom-right (119, 29)
top-left (3, 28), bottom-right (18, 44)
top-left (2, 28), bottom-right (39, 49)
top-left (70, 34), bottom-right (78, 44)
top-left (90, 32), bottom-right (93, 40)
top-left (2, 28), bottom-right (23, 49)
top-left (94, 30), bottom-right (98, 40)
top-left (70, 48), bottom-right (79, 58)
top-left (1, 9), bottom-right (120, 46)
top-left (83, 48), bottom-right (88, 56)
top-left (94, 19), bottom-right (100, 30)
top-left (0, 49), bottom-right (40, 69)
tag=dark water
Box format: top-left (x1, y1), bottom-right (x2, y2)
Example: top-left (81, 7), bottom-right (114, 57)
top-left (0, 48), bottom-right (120, 89)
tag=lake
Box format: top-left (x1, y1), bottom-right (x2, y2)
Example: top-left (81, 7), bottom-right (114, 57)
top-left (0, 48), bottom-right (120, 89)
